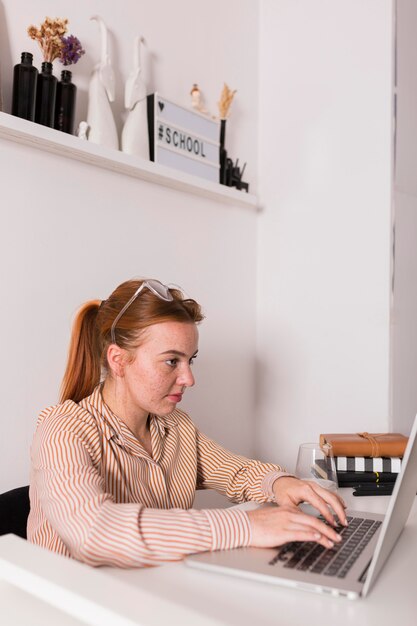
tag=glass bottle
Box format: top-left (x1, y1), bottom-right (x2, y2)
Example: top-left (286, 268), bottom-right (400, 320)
top-left (12, 52), bottom-right (38, 121)
top-left (54, 70), bottom-right (77, 134)
top-left (35, 62), bottom-right (57, 128)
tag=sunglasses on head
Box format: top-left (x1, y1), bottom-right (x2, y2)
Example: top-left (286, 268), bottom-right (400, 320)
top-left (110, 279), bottom-right (174, 344)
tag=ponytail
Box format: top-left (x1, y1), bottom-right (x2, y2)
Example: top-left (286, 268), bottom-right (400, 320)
top-left (60, 300), bottom-right (101, 403)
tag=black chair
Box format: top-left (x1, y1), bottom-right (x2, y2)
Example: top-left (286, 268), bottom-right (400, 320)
top-left (0, 486), bottom-right (30, 539)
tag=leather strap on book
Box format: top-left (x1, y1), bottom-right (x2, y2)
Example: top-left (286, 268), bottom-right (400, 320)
top-left (357, 432), bottom-right (380, 457)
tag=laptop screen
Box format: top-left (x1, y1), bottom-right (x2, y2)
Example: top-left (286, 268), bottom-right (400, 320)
top-left (362, 414), bottom-right (417, 595)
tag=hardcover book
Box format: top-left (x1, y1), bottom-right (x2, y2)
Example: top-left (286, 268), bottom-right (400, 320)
top-left (319, 432), bottom-right (408, 458)
top-left (313, 459), bottom-right (399, 488)
top-left (336, 456), bottom-right (401, 473)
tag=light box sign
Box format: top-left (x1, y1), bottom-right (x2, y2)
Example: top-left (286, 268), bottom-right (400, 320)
top-left (147, 93), bottom-right (220, 183)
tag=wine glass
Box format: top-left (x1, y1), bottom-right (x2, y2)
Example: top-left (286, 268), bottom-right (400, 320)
top-left (295, 442), bottom-right (338, 492)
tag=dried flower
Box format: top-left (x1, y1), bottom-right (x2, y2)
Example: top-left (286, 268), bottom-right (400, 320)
top-left (59, 35), bottom-right (85, 66)
top-left (218, 83), bottom-right (237, 119)
top-left (27, 17), bottom-right (69, 63)
top-left (27, 25), bottom-right (40, 40)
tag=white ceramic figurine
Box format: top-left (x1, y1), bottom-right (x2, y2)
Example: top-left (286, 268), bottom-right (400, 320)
top-left (121, 35), bottom-right (149, 159)
top-left (86, 15), bottom-right (118, 149)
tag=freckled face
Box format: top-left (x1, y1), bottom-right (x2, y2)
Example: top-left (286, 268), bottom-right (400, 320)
top-left (121, 321), bottom-right (199, 420)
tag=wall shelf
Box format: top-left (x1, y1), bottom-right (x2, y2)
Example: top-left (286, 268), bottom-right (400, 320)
top-left (0, 112), bottom-right (258, 210)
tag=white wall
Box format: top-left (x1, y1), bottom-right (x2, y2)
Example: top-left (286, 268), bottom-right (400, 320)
top-left (0, 0), bottom-right (259, 493)
top-left (256, 0), bottom-right (394, 472)
top-left (391, 0), bottom-right (417, 434)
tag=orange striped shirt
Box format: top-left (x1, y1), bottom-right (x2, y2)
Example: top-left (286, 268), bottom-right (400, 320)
top-left (28, 385), bottom-right (287, 567)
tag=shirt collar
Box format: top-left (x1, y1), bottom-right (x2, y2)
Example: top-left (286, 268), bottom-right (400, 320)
top-left (151, 411), bottom-right (178, 437)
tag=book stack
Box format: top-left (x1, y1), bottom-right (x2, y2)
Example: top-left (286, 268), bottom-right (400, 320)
top-left (317, 431), bottom-right (408, 491)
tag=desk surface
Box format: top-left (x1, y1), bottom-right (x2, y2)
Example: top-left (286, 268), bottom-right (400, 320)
top-left (1, 490), bottom-right (416, 626)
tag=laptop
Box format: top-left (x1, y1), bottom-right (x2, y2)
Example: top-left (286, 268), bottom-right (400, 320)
top-left (186, 414), bottom-right (417, 599)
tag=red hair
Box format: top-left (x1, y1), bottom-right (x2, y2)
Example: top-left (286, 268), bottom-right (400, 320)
top-left (60, 279), bottom-right (204, 403)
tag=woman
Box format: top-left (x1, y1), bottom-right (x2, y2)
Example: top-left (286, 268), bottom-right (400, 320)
top-left (28, 278), bottom-right (346, 567)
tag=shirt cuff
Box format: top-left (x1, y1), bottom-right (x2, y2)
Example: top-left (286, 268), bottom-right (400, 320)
top-left (204, 507), bottom-right (252, 551)
top-left (261, 471), bottom-right (297, 503)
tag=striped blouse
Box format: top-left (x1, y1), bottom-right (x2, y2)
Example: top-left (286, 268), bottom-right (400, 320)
top-left (28, 385), bottom-right (286, 568)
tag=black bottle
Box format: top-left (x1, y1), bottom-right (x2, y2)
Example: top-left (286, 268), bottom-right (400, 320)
top-left (35, 62), bottom-right (57, 127)
top-left (219, 119), bottom-right (227, 185)
top-left (54, 70), bottom-right (77, 134)
top-left (12, 52), bottom-right (38, 121)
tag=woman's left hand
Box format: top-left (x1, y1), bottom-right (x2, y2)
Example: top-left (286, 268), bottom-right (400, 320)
top-left (272, 476), bottom-right (348, 527)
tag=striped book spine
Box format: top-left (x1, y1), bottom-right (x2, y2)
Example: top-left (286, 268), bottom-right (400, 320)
top-left (336, 457), bottom-right (402, 473)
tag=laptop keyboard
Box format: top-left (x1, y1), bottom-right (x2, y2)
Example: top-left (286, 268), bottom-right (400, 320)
top-left (269, 516), bottom-right (382, 578)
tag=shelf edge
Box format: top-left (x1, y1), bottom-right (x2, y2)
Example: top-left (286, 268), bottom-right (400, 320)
top-left (0, 112), bottom-right (258, 210)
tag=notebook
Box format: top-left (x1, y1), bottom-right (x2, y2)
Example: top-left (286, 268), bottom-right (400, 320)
top-left (186, 414), bottom-right (417, 599)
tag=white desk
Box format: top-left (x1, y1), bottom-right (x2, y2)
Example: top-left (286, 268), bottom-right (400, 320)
top-left (1, 490), bottom-right (416, 626)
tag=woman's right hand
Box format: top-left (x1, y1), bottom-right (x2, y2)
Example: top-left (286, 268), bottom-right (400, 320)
top-left (247, 505), bottom-right (343, 550)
